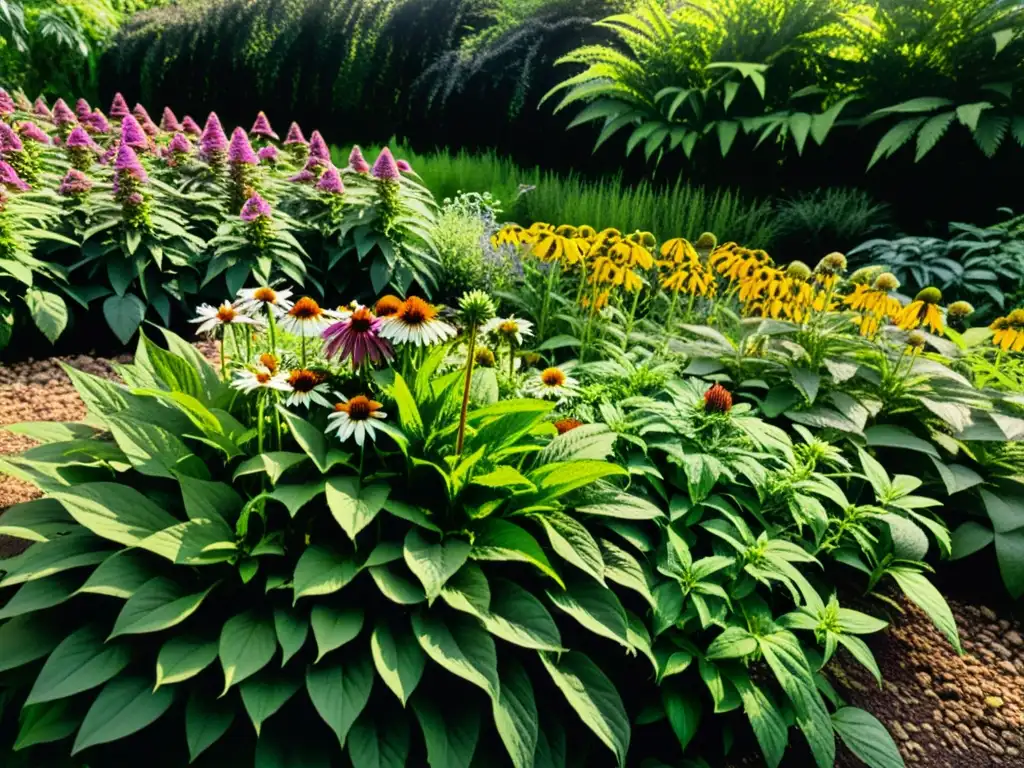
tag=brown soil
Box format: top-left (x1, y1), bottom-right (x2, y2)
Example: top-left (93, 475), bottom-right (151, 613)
top-left (835, 599), bottom-right (1024, 766)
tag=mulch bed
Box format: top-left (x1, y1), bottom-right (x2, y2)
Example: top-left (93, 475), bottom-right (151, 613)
top-left (2, 351), bottom-right (1023, 767)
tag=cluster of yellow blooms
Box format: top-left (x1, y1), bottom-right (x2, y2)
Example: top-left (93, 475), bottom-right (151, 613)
top-left (493, 222), bottom-right (1021, 350)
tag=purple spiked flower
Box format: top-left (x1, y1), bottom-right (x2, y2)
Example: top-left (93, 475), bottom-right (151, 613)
top-left (322, 307), bottom-right (394, 367)
top-left (200, 113), bottom-right (228, 157)
top-left (52, 98), bottom-right (76, 127)
top-left (33, 97), bottom-right (51, 119)
top-left (17, 121), bottom-right (50, 144)
top-left (0, 161), bottom-right (29, 191)
top-left (0, 89), bottom-right (14, 116)
top-left (132, 104), bottom-right (152, 124)
top-left (65, 126), bottom-right (93, 148)
top-left (283, 122), bottom-right (307, 145)
top-left (109, 93), bottom-right (130, 119)
top-left (250, 111), bottom-right (278, 140)
top-left (161, 107), bottom-right (182, 132)
top-left (240, 193), bottom-right (272, 222)
top-left (371, 148), bottom-right (400, 181)
top-left (98, 145), bottom-right (117, 165)
top-left (58, 168), bottom-right (92, 196)
top-left (257, 145), bottom-right (279, 163)
top-left (75, 98), bottom-right (92, 120)
top-left (1, 122), bottom-right (24, 152)
top-left (308, 131), bottom-right (329, 163)
top-left (181, 116), bottom-right (202, 136)
top-left (87, 109), bottom-right (111, 134)
top-left (228, 127), bottom-right (258, 165)
top-left (120, 115), bottom-right (149, 149)
top-left (348, 145), bottom-right (370, 174)
top-left (396, 159), bottom-right (412, 173)
top-left (115, 143), bottom-right (148, 182)
top-left (316, 166), bottom-right (344, 194)
top-left (168, 132), bottom-right (192, 154)
top-left (287, 169), bottom-right (316, 183)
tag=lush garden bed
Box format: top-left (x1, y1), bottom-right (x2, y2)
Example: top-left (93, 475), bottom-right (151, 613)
top-left (0, 81), bottom-right (1022, 768)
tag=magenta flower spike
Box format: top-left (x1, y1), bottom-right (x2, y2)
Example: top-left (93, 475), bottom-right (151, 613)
top-left (396, 159), bottom-right (412, 173)
top-left (240, 193), bottom-right (272, 222)
top-left (0, 122), bottom-right (24, 152)
top-left (161, 107), bottom-right (182, 132)
top-left (109, 93), bottom-right (130, 119)
top-left (287, 169), bottom-right (316, 183)
top-left (168, 132), bottom-right (193, 154)
top-left (120, 114), bottom-right (149, 149)
top-left (65, 126), bottom-right (93, 148)
top-left (143, 120), bottom-right (160, 137)
top-left (75, 98), bottom-right (92, 121)
top-left (257, 145), bottom-right (279, 163)
top-left (316, 165), bottom-right (344, 194)
top-left (250, 111), bottom-right (278, 140)
top-left (33, 97), bottom-right (51, 119)
top-left (132, 103), bottom-right (152, 124)
top-left (58, 168), bottom-right (92, 196)
top-left (283, 122), bottom-right (307, 145)
top-left (348, 145), bottom-right (370, 174)
top-left (0, 161), bottom-right (29, 191)
top-left (308, 130), bottom-right (329, 163)
top-left (52, 98), bottom-right (76, 126)
top-left (322, 308), bottom-right (394, 366)
top-left (181, 115), bottom-right (202, 136)
top-left (98, 145), bottom-right (117, 165)
top-left (88, 109), bottom-right (111, 134)
top-left (228, 127), bottom-right (258, 165)
top-left (200, 113), bottom-right (228, 156)
top-left (0, 89), bottom-right (14, 116)
top-left (17, 121), bottom-right (50, 145)
top-left (371, 147), bottom-right (400, 181)
top-left (115, 143), bottom-right (149, 182)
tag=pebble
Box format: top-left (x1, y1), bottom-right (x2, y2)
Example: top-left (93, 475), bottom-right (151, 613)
top-left (981, 607), bottom-right (998, 621)
top-left (1005, 631), bottom-right (1023, 647)
top-left (986, 696), bottom-right (1006, 709)
top-left (892, 722), bottom-right (910, 741)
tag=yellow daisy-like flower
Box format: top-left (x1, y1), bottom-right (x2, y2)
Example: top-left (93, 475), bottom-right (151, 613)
top-left (991, 309), bottom-right (1024, 352)
top-left (608, 238), bottom-right (654, 271)
top-left (659, 237), bottom-right (700, 268)
top-left (895, 287), bottom-right (944, 334)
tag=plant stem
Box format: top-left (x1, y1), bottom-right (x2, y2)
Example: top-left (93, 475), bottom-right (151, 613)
top-left (230, 325), bottom-right (241, 369)
top-left (456, 328), bottom-right (478, 456)
top-left (273, 397), bottom-right (283, 450)
top-left (219, 331), bottom-right (227, 382)
top-left (245, 328), bottom-right (252, 362)
top-left (301, 331), bottom-right (307, 368)
top-left (538, 262), bottom-right (559, 339)
top-left (508, 340), bottom-right (516, 379)
top-left (621, 288), bottom-right (642, 351)
top-left (266, 305), bottom-right (278, 351)
top-left (257, 394), bottom-right (265, 454)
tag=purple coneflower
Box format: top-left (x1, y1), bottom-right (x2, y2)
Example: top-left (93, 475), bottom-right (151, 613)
top-left (348, 145), bottom-right (370, 173)
top-left (58, 168), bottom-right (92, 196)
top-left (120, 115), bottom-right (149, 149)
top-left (228, 127), bottom-right (258, 165)
top-left (0, 122), bottom-right (24, 152)
top-left (250, 111), bottom-right (278, 140)
top-left (109, 93), bottom-right (129, 119)
top-left (52, 98), bottom-right (76, 127)
top-left (33, 97), bottom-right (51, 119)
top-left (0, 89), bottom-right (14, 116)
top-left (257, 145), bottom-right (278, 163)
top-left (283, 122), bottom-right (306, 145)
top-left (308, 130), bottom-right (329, 163)
top-left (0, 161), bottom-right (29, 191)
top-left (181, 116), bottom-right (202, 136)
top-left (240, 193), bottom-right (272, 223)
top-left (371, 148), bottom-right (400, 181)
top-left (315, 166), bottom-right (344, 194)
top-left (322, 306), bottom-right (394, 367)
top-left (200, 113), bottom-right (228, 158)
top-left (75, 98), bottom-right (92, 121)
top-left (17, 121), bottom-right (50, 145)
top-left (161, 107), bottom-right (182, 132)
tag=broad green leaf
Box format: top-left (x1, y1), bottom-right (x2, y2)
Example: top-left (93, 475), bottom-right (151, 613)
top-left (178, 475), bottom-right (241, 524)
top-left (440, 563), bottom-right (492, 617)
top-left (219, 609), bottom-right (277, 693)
top-left (537, 511), bottom-right (605, 583)
top-left (0, 531), bottom-right (109, 588)
top-left (995, 529), bottom-right (1024, 598)
top-left (25, 289), bottom-right (68, 343)
top-left (109, 576), bottom-right (215, 638)
top-left (271, 481), bottom-right (326, 517)
top-left (600, 538), bottom-right (655, 608)
top-left (837, 634), bottom-right (882, 685)
top-left (889, 569), bottom-right (961, 653)
top-left (413, 696), bottom-right (481, 768)
top-left (536, 424), bottom-right (616, 465)
top-left (240, 670), bottom-right (302, 735)
top-left (103, 293), bottom-right (146, 344)
top-left (326, 477), bottom-right (389, 541)
top-left (186, 690), bottom-right (235, 763)
top-left (404, 529), bottom-right (471, 603)
top-left (864, 425), bottom-right (939, 459)
top-left (77, 549), bottom-right (157, 599)
top-left (49, 483), bottom-right (179, 555)
top-left (470, 518), bottom-right (563, 587)
top-left (705, 627), bottom-right (758, 660)
top-left (370, 563), bottom-right (427, 604)
top-left (307, 648), bottom-right (375, 748)
top-left (832, 707), bottom-right (904, 768)
top-left (0, 572), bottom-right (79, 619)
top-left (274, 607), bottom-right (309, 665)
top-left (348, 710), bottom-right (411, 768)
top-left (481, 577), bottom-right (563, 651)
top-left (233, 451), bottom-right (309, 485)
top-left (0, 613), bottom-right (62, 673)
top-left (371, 617), bottom-right (425, 705)
top-left (14, 700), bottom-right (79, 751)
top-left (540, 651), bottom-right (629, 768)
top-left (546, 575), bottom-right (629, 648)
top-left (293, 545), bottom-right (359, 601)
top-left (0, 498), bottom-right (74, 542)
top-left (311, 605), bottom-right (364, 662)
top-left (492, 657), bottom-right (538, 768)
top-left (527, 460), bottom-right (627, 502)
top-left (412, 609), bottom-right (499, 699)
top-left (662, 686), bottom-right (701, 751)
top-left (731, 674), bottom-right (787, 768)
top-left (71, 676), bottom-right (175, 754)
top-left (26, 624), bottom-right (132, 705)
top-left (107, 414), bottom-right (198, 480)
top-left (155, 634), bottom-right (218, 687)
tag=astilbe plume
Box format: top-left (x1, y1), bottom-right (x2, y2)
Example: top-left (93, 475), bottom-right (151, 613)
top-left (283, 122), bottom-right (306, 145)
top-left (315, 166), bottom-right (344, 195)
top-left (86, 110), bottom-right (111, 134)
top-left (200, 113), bottom-right (228, 164)
top-left (703, 383), bottom-right (733, 414)
top-left (160, 107), bottom-right (182, 132)
top-left (181, 116), bottom-right (202, 136)
top-left (371, 148), bottom-right (400, 181)
top-left (33, 98), bottom-right (51, 119)
top-left (228, 127), bottom-right (258, 165)
top-left (307, 130), bottom-right (330, 167)
top-left (228, 127), bottom-right (259, 208)
top-left (75, 98), bottom-right (91, 121)
top-left (0, 89), bottom-right (14, 116)
top-left (240, 193), bottom-right (274, 248)
top-left (348, 145), bottom-right (370, 173)
top-left (65, 126), bottom-right (95, 170)
top-left (120, 115), bottom-right (149, 150)
top-left (371, 148), bottom-right (402, 233)
top-left (58, 168), bottom-right (92, 198)
top-left (16, 122), bottom-right (49, 145)
top-left (109, 93), bottom-right (129, 119)
top-left (250, 111), bottom-right (278, 140)
top-left (0, 161), bottom-right (29, 191)
top-left (113, 144), bottom-right (149, 227)
top-left (51, 98), bottom-right (76, 129)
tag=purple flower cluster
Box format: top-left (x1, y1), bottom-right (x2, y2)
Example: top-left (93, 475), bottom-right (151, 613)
top-left (316, 166), bottom-right (344, 194)
top-left (0, 89), bottom-right (14, 116)
top-left (200, 113), bottom-right (228, 159)
top-left (52, 98), bottom-right (76, 127)
top-left (33, 98), bottom-right (51, 119)
top-left (284, 122), bottom-right (307, 145)
top-left (58, 168), bottom-right (92, 197)
top-left (308, 130), bottom-right (330, 165)
top-left (182, 116), bottom-right (202, 136)
top-left (120, 115), bottom-right (149, 150)
top-left (133, 104), bottom-right (152, 123)
top-left (250, 111), bottom-right (278, 140)
top-left (287, 169), bottom-right (316, 183)
top-left (86, 110), bottom-right (111, 134)
top-left (257, 145), bottom-right (279, 163)
top-left (65, 126), bottom-right (93, 149)
top-left (17, 122), bottom-right (50, 145)
top-left (168, 133), bottom-right (193, 155)
top-left (348, 145), bottom-right (370, 174)
top-left (240, 193), bottom-right (272, 222)
top-left (75, 98), bottom-right (92, 121)
top-left (109, 93), bottom-right (130, 119)
top-left (371, 147), bottom-right (400, 181)
top-left (0, 161), bottom-right (29, 191)
top-left (161, 107), bottom-right (182, 132)
top-left (228, 127), bottom-right (258, 165)
top-left (114, 144), bottom-right (149, 183)
top-left (0, 122), bottom-right (24, 153)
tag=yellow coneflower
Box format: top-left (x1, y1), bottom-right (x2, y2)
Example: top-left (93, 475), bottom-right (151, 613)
top-left (991, 309), bottom-right (1024, 352)
top-left (492, 224), bottom-right (525, 247)
top-left (608, 238), bottom-right (654, 271)
top-left (896, 287), bottom-right (944, 334)
top-left (661, 265), bottom-right (716, 297)
top-left (659, 237), bottom-right (700, 268)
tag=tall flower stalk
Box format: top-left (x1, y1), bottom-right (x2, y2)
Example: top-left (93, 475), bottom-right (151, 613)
top-left (455, 291), bottom-right (496, 456)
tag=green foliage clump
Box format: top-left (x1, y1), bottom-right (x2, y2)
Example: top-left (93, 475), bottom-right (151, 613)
top-left (433, 192), bottom-right (519, 304)
top-left (774, 187), bottom-right (892, 255)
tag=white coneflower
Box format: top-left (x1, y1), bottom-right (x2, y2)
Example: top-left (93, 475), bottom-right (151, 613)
top-left (283, 368), bottom-right (332, 408)
top-left (276, 296), bottom-right (339, 337)
top-left (231, 367), bottom-right (290, 394)
top-left (379, 296), bottom-right (457, 347)
top-left (325, 394), bottom-right (387, 447)
top-left (523, 366), bottom-right (581, 402)
top-left (236, 285), bottom-right (294, 314)
top-left (189, 302), bottom-right (264, 335)
top-left (482, 315), bottom-right (534, 346)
